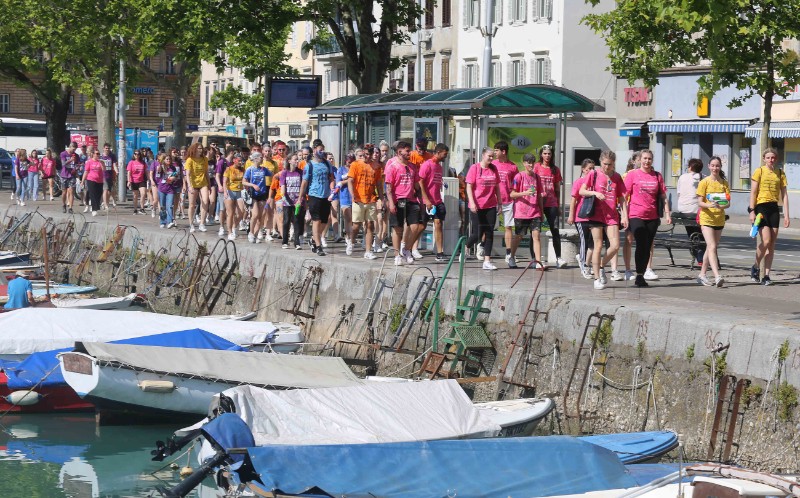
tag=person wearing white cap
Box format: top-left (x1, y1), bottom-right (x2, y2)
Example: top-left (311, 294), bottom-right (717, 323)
top-left (4, 271), bottom-right (34, 309)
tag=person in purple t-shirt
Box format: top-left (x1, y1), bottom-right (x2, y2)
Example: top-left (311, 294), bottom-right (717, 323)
top-left (99, 143), bottom-right (118, 209)
top-left (154, 153), bottom-right (179, 228)
top-left (59, 142), bottom-right (79, 213)
top-left (214, 149), bottom-right (229, 237)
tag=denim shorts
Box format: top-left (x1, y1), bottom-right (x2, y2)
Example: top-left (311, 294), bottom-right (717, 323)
top-left (227, 190), bottom-right (242, 201)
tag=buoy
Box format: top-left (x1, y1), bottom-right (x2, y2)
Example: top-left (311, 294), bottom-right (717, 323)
top-left (138, 380), bottom-right (176, 393)
top-left (180, 466), bottom-right (193, 478)
top-left (6, 390), bottom-right (42, 406)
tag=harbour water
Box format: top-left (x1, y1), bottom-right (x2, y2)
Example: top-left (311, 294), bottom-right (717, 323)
top-left (0, 413), bottom-right (212, 497)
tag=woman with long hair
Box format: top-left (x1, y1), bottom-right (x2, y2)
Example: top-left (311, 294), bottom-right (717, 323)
top-left (696, 156), bottom-right (729, 286)
top-left (242, 152), bottom-right (271, 243)
top-left (569, 158), bottom-right (596, 278)
top-left (337, 151), bottom-right (355, 253)
top-left (41, 148), bottom-right (56, 201)
top-left (144, 148), bottom-right (158, 217)
top-left (214, 147), bottom-right (228, 237)
top-left (81, 149), bottom-right (105, 216)
top-left (206, 146), bottom-right (219, 227)
top-left (280, 152), bottom-right (305, 249)
top-left (466, 147), bottom-right (502, 271)
top-left (223, 154), bottom-right (246, 240)
top-left (27, 149), bottom-right (40, 201)
top-left (749, 147), bottom-right (789, 285)
top-left (184, 142), bottom-right (210, 232)
top-left (370, 146), bottom-right (387, 253)
top-left (126, 150), bottom-right (148, 214)
top-left (533, 144), bottom-right (566, 268)
top-left (14, 149), bottom-right (29, 206)
top-left (155, 153), bottom-right (179, 228)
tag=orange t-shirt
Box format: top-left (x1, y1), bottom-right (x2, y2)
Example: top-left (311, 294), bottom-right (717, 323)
top-left (347, 160), bottom-right (382, 204)
top-left (409, 150), bottom-right (432, 167)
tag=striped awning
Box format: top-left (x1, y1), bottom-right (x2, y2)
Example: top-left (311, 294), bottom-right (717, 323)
top-left (648, 120), bottom-right (751, 134)
top-left (745, 121), bottom-right (800, 138)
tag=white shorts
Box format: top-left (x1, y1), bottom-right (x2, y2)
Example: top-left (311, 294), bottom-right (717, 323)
top-left (499, 202), bottom-right (514, 229)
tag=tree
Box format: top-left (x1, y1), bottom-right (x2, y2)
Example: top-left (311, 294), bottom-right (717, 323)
top-left (302, 0), bottom-right (424, 94)
top-left (583, 0), bottom-right (800, 151)
top-left (209, 85), bottom-right (265, 139)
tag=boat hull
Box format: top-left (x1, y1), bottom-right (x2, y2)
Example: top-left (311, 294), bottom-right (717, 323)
top-left (0, 371), bottom-right (92, 413)
top-left (476, 397), bottom-right (555, 437)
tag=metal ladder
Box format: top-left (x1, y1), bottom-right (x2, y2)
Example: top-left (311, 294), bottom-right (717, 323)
top-left (707, 375), bottom-right (747, 463)
top-left (385, 275), bottom-right (436, 350)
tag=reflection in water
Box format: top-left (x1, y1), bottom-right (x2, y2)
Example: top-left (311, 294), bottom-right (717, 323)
top-left (0, 414), bottom-right (218, 497)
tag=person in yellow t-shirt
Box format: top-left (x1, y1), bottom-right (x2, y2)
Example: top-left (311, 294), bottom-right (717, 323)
top-left (695, 156), bottom-right (730, 287)
top-left (748, 148), bottom-right (790, 285)
top-left (222, 155), bottom-right (245, 240)
top-left (184, 142), bottom-right (210, 233)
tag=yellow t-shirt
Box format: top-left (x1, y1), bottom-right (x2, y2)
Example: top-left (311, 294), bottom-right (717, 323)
top-left (696, 177), bottom-right (729, 227)
top-left (185, 157), bottom-right (209, 188)
top-left (752, 166), bottom-right (786, 205)
top-left (223, 166), bottom-right (244, 192)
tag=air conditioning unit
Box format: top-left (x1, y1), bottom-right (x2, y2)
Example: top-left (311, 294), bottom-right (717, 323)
top-left (201, 111), bottom-right (214, 123)
top-left (419, 31), bottom-right (433, 43)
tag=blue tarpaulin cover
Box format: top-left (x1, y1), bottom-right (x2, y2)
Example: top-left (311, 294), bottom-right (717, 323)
top-left (243, 436), bottom-right (640, 497)
top-left (1, 328), bottom-right (244, 389)
top-left (579, 431), bottom-right (679, 464)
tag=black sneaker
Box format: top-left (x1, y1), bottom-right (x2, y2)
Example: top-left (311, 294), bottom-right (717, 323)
top-left (435, 253), bottom-right (446, 262)
top-left (62, 205), bottom-right (66, 213)
top-left (316, 249), bottom-right (326, 257)
top-left (634, 275), bottom-right (649, 288)
top-left (750, 265), bottom-right (760, 283)
top-left (762, 275), bottom-right (772, 286)
top-left (308, 239), bottom-right (316, 251)
top-left (68, 208), bottom-right (73, 214)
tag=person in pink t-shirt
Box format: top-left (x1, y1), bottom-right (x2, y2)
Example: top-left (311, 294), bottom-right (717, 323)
top-left (624, 149), bottom-right (672, 288)
top-left (466, 147), bottom-right (502, 270)
top-left (508, 153), bottom-right (545, 269)
top-left (417, 143), bottom-right (449, 260)
top-left (579, 151), bottom-right (628, 290)
top-left (533, 144), bottom-right (566, 268)
top-left (568, 159), bottom-right (596, 278)
top-left (81, 149), bottom-right (106, 215)
top-left (385, 141), bottom-right (423, 266)
top-left (492, 141), bottom-right (519, 266)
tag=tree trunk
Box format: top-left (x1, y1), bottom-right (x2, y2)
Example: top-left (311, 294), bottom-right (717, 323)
top-left (94, 77), bottom-right (116, 150)
top-left (171, 72), bottom-right (190, 149)
top-left (46, 92), bottom-right (71, 153)
top-left (761, 85), bottom-right (773, 154)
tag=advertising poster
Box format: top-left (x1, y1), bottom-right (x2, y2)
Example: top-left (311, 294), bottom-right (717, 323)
top-left (413, 119), bottom-right (439, 152)
top-left (487, 126), bottom-right (557, 170)
top-left (739, 148), bottom-right (750, 181)
top-left (670, 148), bottom-right (682, 177)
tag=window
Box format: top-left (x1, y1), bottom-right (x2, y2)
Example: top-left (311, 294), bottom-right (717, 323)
top-left (34, 99), bottom-right (44, 114)
top-left (462, 62), bottom-right (479, 89)
top-left (425, 0), bottom-right (434, 28)
top-left (732, 134), bottom-right (752, 190)
top-left (463, 0), bottom-right (480, 28)
top-left (508, 59), bottom-right (525, 85)
top-left (165, 99), bottom-right (175, 117)
top-left (663, 134), bottom-right (683, 187)
top-left (324, 69), bottom-right (331, 99)
top-left (490, 61), bottom-right (501, 86)
top-left (0, 94), bottom-right (8, 113)
top-left (34, 50), bottom-right (45, 65)
top-left (291, 24), bottom-right (297, 47)
top-left (441, 59), bottom-right (450, 89)
top-left (337, 68), bottom-right (346, 96)
top-left (289, 124), bottom-right (304, 137)
top-left (441, 0), bottom-right (451, 26)
top-left (533, 0), bottom-right (553, 20)
top-left (166, 54), bottom-right (175, 74)
top-left (510, 0), bottom-right (527, 22)
top-left (139, 98), bottom-right (148, 117)
top-left (143, 57), bottom-right (150, 68)
top-left (193, 99), bottom-right (200, 118)
top-left (494, 0), bottom-right (502, 25)
top-left (531, 55), bottom-right (551, 84)
top-left (408, 61), bottom-right (416, 91)
top-left (204, 83), bottom-right (210, 110)
top-left (68, 95), bottom-right (74, 114)
top-left (424, 59), bottom-right (434, 90)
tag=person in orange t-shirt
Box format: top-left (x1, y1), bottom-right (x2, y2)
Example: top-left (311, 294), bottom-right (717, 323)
top-left (409, 139), bottom-right (432, 167)
top-left (345, 146), bottom-right (384, 259)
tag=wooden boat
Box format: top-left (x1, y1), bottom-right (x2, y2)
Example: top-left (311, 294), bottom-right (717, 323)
top-left (0, 251), bottom-right (31, 266)
top-left (58, 343), bottom-right (363, 423)
top-left (51, 293), bottom-right (147, 311)
top-left (579, 430), bottom-right (679, 464)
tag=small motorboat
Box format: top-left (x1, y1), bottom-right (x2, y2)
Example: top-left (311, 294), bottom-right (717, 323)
top-left (474, 397), bottom-right (555, 437)
top-left (51, 293), bottom-right (147, 311)
top-left (0, 251), bottom-right (31, 267)
top-left (200, 311), bottom-right (257, 321)
top-left (579, 430), bottom-right (679, 464)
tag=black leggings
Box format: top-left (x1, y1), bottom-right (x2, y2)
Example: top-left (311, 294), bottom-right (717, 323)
top-left (86, 180), bottom-right (103, 211)
top-left (543, 206), bottom-right (561, 258)
top-left (629, 218), bottom-right (659, 275)
top-left (283, 205), bottom-right (305, 246)
top-left (576, 221), bottom-right (609, 262)
top-left (467, 207), bottom-right (497, 256)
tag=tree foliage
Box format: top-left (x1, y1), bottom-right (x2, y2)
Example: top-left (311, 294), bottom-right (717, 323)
top-left (583, 0), bottom-right (800, 148)
top-left (302, 0), bottom-right (424, 94)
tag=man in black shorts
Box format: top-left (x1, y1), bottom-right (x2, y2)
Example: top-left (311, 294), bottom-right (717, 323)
top-left (298, 150), bottom-right (335, 256)
top-left (385, 141), bottom-right (423, 265)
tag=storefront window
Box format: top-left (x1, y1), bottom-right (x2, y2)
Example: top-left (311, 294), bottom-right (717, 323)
top-left (731, 134), bottom-right (752, 191)
top-left (664, 134), bottom-right (683, 187)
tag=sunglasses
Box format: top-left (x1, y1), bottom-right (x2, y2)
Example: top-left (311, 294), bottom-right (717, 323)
top-left (541, 145), bottom-right (553, 151)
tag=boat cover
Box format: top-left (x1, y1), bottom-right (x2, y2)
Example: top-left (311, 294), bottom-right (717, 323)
top-left (242, 437), bottom-right (639, 497)
top-left (50, 293), bottom-right (138, 309)
top-left (580, 431), bottom-right (679, 464)
top-left (206, 381), bottom-right (501, 445)
top-left (0, 308), bottom-right (286, 355)
top-left (78, 342), bottom-right (362, 389)
top-left (2, 329), bottom-right (244, 389)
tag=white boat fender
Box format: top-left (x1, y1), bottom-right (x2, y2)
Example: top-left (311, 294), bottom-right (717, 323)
top-left (6, 390), bottom-right (42, 406)
top-left (138, 380), bottom-right (176, 393)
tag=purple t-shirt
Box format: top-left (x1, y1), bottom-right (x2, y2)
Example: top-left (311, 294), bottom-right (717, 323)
top-left (59, 151), bottom-right (77, 179)
top-left (280, 169), bottom-right (303, 205)
top-left (100, 153), bottom-right (117, 181)
top-left (155, 165), bottom-right (179, 194)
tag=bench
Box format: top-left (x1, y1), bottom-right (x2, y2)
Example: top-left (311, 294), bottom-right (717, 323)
top-left (654, 214), bottom-right (705, 267)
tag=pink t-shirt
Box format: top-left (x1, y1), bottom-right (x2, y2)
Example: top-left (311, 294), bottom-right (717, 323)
top-left (624, 168), bottom-right (666, 220)
top-left (533, 163), bottom-right (562, 207)
top-left (571, 176), bottom-right (589, 223)
top-left (512, 171), bottom-right (543, 220)
top-left (492, 160), bottom-right (519, 205)
top-left (84, 159), bottom-right (105, 183)
top-left (384, 160), bottom-right (419, 201)
top-left (586, 170), bottom-right (626, 225)
top-left (418, 159), bottom-right (443, 205)
top-left (27, 158), bottom-right (40, 173)
top-left (127, 160), bottom-right (147, 183)
top-left (465, 163), bottom-right (499, 210)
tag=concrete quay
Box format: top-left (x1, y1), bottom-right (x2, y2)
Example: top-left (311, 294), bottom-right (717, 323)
top-left (3, 198), bottom-right (800, 389)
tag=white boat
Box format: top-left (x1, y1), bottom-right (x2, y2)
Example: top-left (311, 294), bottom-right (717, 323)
top-left (0, 251), bottom-right (31, 266)
top-left (0, 308), bottom-right (303, 360)
top-left (58, 343), bottom-right (363, 421)
top-left (475, 397), bottom-right (555, 437)
top-left (200, 311), bottom-right (257, 321)
top-left (51, 293), bottom-right (147, 311)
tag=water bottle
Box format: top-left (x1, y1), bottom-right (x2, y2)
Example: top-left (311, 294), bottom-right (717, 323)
top-left (749, 213), bottom-right (763, 238)
top-left (426, 205), bottom-right (437, 216)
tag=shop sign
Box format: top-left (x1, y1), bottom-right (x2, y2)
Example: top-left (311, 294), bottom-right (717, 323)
top-left (624, 87), bottom-right (652, 105)
top-left (132, 87), bottom-right (155, 95)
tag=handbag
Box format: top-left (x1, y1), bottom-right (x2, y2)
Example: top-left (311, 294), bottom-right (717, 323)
top-left (577, 171), bottom-right (596, 219)
top-left (656, 172), bottom-right (665, 218)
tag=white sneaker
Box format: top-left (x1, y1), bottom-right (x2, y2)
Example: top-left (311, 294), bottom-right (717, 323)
top-left (150, 209), bottom-right (155, 218)
top-left (482, 261), bottom-right (498, 271)
top-left (198, 224), bottom-right (207, 232)
top-left (256, 233), bottom-right (264, 243)
top-left (265, 233), bottom-right (274, 242)
top-left (624, 270), bottom-right (635, 281)
top-left (91, 211), bottom-right (97, 217)
top-left (83, 206), bottom-right (89, 213)
top-left (227, 233), bottom-right (236, 241)
top-left (412, 249), bottom-right (423, 260)
top-left (381, 242), bottom-right (389, 251)
top-left (218, 227), bottom-right (225, 237)
top-left (111, 200), bottom-right (116, 207)
top-left (582, 268), bottom-right (593, 279)
top-left (594, 279), bottom-right (606, 290)
top-left (321, 238), bottom-right (328, 248)
top-left (9, 193), bottom-right (14, 200)
top-left (394, 255), bottom-right (404, 266)
top-left (403, 249), bottom-right (415, 264)
top-left (247, 233), bottom-right (256, 243)
top-left (644, 268), bottom-right (659, 280)
top-left (345, 241), bottom-right (353, 256)
top-left (375, 244), bottom-right (384, 253)
top-left (20, 201), bottom-right (25, 207)
top-left (697, 275), bottom-right (713, 286)
top-left (167, 222), bottom-right (176, 229)
top-left (195, 215), bottom-right (201, 224)
top-left (610, 270), bottom-right (623, 281)
top-left (49, 195), bottom-right (54, 201)
top-left (715, 276), bottom-right (725, 287)
top-left (575, 254), bottom-right (586, 274)
top-left (159, 224), bottom-right (165, 229)
top-left (189, 225), bottom-right (196, 233)
top-left (535, 262), bottom-right (547, 269)
top-left (282, 244), bottom-right (289, 249)
top-left (364, 252), bottom-right (378, 260)
top-left (599, 268), bottom-right (607, 285)
top-left (476, 244), bottom-right (485, 260)
top-left (556, 257), bottom-right (567, 268)
top-left (214, 215), bottom-right (220, 222)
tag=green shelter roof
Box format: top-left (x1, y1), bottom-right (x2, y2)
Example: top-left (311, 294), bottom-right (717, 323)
top-left (309, 85), bottom-right (603, 116)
